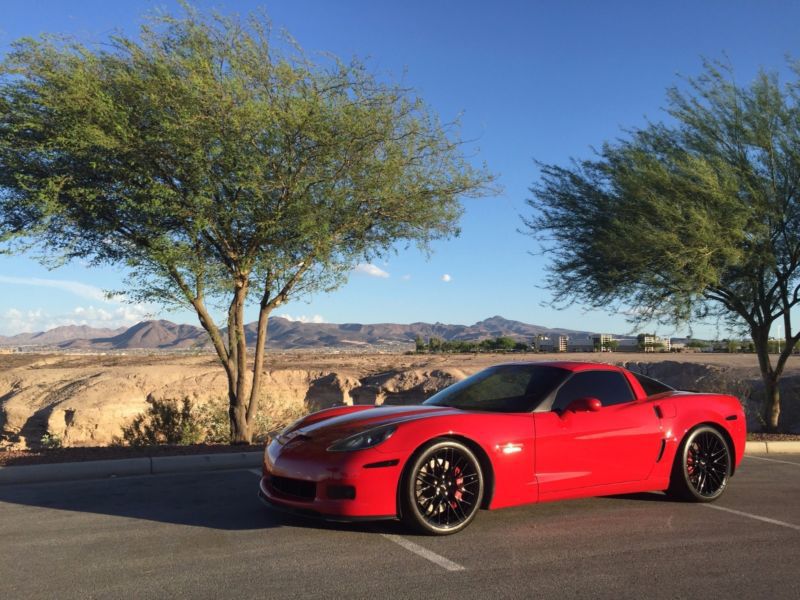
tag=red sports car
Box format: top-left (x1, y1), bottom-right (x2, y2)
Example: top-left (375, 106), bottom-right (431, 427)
top-left (258, 361), bottom-right (745, 534)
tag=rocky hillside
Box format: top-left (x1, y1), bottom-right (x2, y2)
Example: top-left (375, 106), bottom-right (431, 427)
top-left (0, 325), bottom-right (127, 346)
top-left (0, 316), bottom-right (594, 351)
top-left (1, 352), bottom-right (799, 450)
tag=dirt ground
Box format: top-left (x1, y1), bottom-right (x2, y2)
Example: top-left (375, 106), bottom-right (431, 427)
top-left (2, 349), bottom-right (795, 375)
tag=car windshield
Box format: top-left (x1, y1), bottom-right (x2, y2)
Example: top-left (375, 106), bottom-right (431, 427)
top-left (423, 364), bottom-right (569, 412)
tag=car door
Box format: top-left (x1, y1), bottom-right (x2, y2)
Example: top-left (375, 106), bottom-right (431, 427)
top-left (533, 369), bottom-right (663, 497)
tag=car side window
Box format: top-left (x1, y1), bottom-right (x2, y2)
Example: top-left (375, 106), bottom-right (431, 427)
top-left (552, 371), bottom-right (635, 411)
top-left (632, 372), bottom-right (674, 396)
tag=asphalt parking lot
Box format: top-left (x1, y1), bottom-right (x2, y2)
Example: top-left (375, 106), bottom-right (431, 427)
top-left (1, 454), bottom-right (798, 600)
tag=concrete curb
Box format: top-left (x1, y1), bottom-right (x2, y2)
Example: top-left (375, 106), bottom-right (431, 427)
top-left (745, 440), bottom-right (800, 454)
top-left (0, 452), bottom-right (262, 486)
top-left (151, 452), bottom-right (262, 474)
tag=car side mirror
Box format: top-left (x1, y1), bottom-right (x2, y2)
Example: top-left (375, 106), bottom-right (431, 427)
top-left (565, 396), bottom-right (602, 413)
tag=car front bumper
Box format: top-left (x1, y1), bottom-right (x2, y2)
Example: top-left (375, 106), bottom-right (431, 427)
top-left (258, 439), bottom-right (403, 519)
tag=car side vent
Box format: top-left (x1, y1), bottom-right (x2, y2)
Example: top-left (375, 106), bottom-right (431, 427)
top-left (363, 459), bottom-right (400, 469)
top-left (653, 405), bottom-right (664, 419)
top-left (655, 439), bottom-right (666, 463)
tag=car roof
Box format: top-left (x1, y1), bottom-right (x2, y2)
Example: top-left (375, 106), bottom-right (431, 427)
top-left (494, 361), bottom-right (624, 373)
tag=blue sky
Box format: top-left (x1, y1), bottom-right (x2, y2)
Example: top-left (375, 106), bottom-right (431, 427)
top-left (1, 1), bottom-right (798, 337)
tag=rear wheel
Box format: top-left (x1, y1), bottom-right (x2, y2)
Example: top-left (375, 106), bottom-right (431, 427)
top-left (401, 439), bottom-right (484, 535)
top-left (667, 426), bottom-right (731, 502)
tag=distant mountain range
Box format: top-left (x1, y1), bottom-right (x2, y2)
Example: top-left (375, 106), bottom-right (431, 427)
top-left (0, 316), bottom-right (600, 351)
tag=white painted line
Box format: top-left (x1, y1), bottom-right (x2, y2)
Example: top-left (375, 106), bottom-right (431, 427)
top-left (249, 468), bottom-right (262, 476)
top-left (381, 533), bottom-right (465, 571)
top-left (704, 504), bottom-right (800, 532)
top-left (744, 455), bottom-right (800, 467)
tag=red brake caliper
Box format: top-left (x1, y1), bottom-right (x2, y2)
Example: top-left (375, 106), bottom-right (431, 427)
top-left (687, 444), bottom-right (696, 476)
top-left (452, 466), bottom-right (463, 506)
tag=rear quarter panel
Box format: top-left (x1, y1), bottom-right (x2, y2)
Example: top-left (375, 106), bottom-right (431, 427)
top-left (648, 392), bottom-right (746, 480)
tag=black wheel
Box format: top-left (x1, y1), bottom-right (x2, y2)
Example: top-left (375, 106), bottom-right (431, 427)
top-left (667, 426), bottom-right (731, 502)
top-left (401, 439), bottom-right (484, 535)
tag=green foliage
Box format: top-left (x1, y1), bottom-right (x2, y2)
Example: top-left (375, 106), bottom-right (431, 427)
top-left (249, 398), bottom-right (307, 443)
top-left (193, 402), bottom-right (231, 445)
top-left (481, 336), bottom-right (518, 351)
top-left (428, 337), bottom-right (443, 352)
top-left (40, 432), bottom-right (62, 450)
top-left (414, 335), bottom-right (426, 353)
top-left (121, 397), bottom-right (308, 446)
top-left (525, 59), bottom-right (800, 430)
top-left (418, 336), bottom-right (528, 354)
top-left (0, 5), bottom-right (494, 442)
top-left (122, 398), bottom-right (205, 447)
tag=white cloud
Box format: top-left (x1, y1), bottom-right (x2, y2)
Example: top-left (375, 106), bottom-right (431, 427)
top-left (441, 274), bottom-right (452, 283)
top-left (1, 304), bottom-right (152, 335)
top-left (401, 274), bottom-right (412, 281)
top-left (275, 314), bottom-right (325, 324)
top-left (354, 263), bottom-right (390, 278)
top-left (0, 275), bottom-right (110, 302)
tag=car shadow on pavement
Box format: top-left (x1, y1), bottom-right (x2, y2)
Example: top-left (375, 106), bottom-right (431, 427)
top-left (0, 468), bottom-right (414, 534)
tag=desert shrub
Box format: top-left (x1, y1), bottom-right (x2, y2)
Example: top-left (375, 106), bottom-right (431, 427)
top-left (40, 432), bottom-right (62, 450)
top-left (122, 398), bottom-right (204, 446)
top-left (194, 401), bottom-right (230, 444)
top-left (120, 397), bottom-right (310, 446)
top-left (250, 398), bottom-right (308, 443)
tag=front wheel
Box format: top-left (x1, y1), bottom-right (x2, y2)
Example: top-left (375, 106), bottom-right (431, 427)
top-left (667, 426), bottom-right (731, 502)
top-left (401, 439), bottom-right (484, 535)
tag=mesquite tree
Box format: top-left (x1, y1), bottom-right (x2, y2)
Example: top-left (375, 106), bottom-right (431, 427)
top-left (0, 8), bottom-right (493, 442)
top-left (525, 61), bottom-right (800, 431)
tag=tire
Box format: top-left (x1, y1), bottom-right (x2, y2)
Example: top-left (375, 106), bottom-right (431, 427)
top-left (667, 425), bottom-right (731, 502)
top-left (400, 439), bottom-right (484, 535)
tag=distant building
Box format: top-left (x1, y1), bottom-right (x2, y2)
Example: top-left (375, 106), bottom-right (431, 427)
top-left (535, 334), bottom-right (568, 352)
top-left (536, 332), bottom-right (672, 353)
top-left (592, 334), bottom-right (615, 351)
top-left (567, 336), bottom-right (596, 352)
top-left (637, 333), bottom-right (671, 352)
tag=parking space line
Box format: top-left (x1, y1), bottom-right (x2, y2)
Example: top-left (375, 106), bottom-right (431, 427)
top-left (380, 534), bottom-right (466, 571)
top-left (704, 504), bottom-right (800, 532)
top-left (249, 469), bottom-right (262, 476)
top-left (744, 455), bottom-right (800, 467)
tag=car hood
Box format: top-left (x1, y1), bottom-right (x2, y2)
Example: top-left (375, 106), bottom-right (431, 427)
top-left (291, 405), bottom-right (460, 445)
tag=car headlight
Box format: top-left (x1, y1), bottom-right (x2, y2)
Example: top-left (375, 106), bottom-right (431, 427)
top-left (327, 424), bottom-right (397, 452)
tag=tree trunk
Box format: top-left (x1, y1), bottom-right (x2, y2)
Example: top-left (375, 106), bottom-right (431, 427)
top-left (751, 326), bottom-right (781, 433)
top-left (228, 396), bottom-right (250, 443)
top-left (228, 281), bottom-right (252, 444)
top-left (762, 374), bottom-right (781, 432)
top-left (247, 305), bottom-right (271, 424)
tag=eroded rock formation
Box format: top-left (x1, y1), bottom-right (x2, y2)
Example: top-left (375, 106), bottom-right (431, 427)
top-left (1, 352), bottom-right (798, 449)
